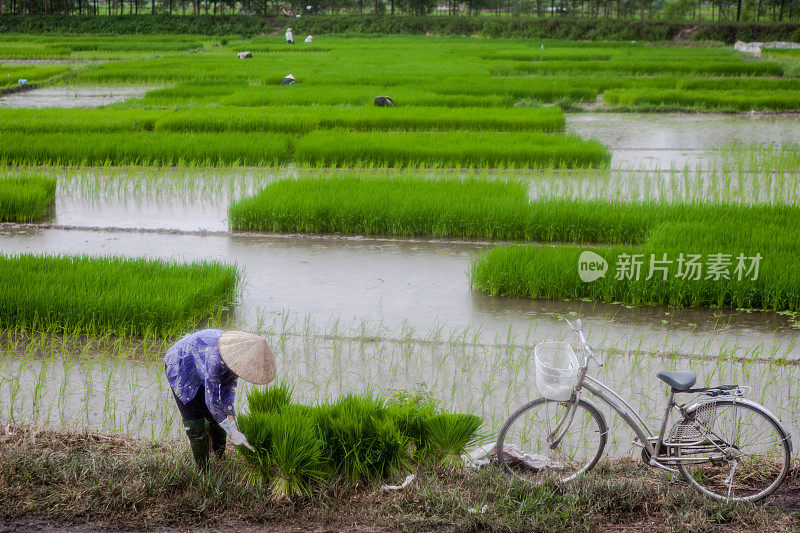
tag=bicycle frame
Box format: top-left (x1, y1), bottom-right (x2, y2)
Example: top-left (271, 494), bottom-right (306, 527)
top-left (560, 319), bottom-right (744, 471)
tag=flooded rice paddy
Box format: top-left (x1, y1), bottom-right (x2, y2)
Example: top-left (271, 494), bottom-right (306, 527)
top-left (566, 112), bottom-right (800, 169)
top-left (1, 327), bottom-right (797, 457)
top-left (1, 111), bottom-right (799, 456)
top-left (0, 85), bottom-right (156, 108)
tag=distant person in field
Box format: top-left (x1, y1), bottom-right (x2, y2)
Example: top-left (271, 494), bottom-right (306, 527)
top-left (285, 27), bottom-right (294, 44)
top-left (281, 74), bottom-right (296, 85)
top-left (305, 35), bottom-right (313, 43)
top-left (164, 330), bottom-right (276, 470)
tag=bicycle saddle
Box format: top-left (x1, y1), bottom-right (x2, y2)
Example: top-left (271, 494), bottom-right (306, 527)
top-left (656, 370), bottom-right (697, 391)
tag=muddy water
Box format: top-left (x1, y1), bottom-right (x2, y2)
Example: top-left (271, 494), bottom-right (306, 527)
top-left (54, 189), bottom-right (231, 232)
top-left (567, 113), bottom-right (800, 169)
top-left (0, 85), bottom-right (156, 108)
top-left (0, 227), bottom-right (797, 362)
top-left (1, 333), bottom-right (797, 457)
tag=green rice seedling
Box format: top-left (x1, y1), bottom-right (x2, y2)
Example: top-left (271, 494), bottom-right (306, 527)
top-left (0, 44), bottom-right (71, 59)
top-left (0, 65), bottom-right (70, 89)
top-left (0, 109), bottom-right (162, 134)
top-left (220, 85), bottom-right (509, 108)
top-left (470, 206), bottom-right (800, 313)
top-left (315, 105), bottom-right (565, 132)
top-left (423, 413), bottom-right (483, 467)
top-left (314, 394), bottom-right (410, 481)
top-left (0, 254), bottom-right (239, 336)
top-left (237, 407), bottom-right (328, 498)
top-left (247, 382), bottom-right (294, 414)
top-left (604, 89), bottom-right (800, 112)
top-left (492, 58), bottom-right (784, 77)
top-left (266, 407), bottom-right (328, 497)
top-left (0, 176), bottom-right (57, 222)
top-left (294, 130), bottom-right (609, 169)
top-left (385, 402), bottom-right (437, 458)
top-left (229, 175), bottom-right (533, 238)
top-left (0, 132), bottom-right (293, 166)
top-left (228, 176), bottom-right (693, 241)
top-left (152, 107), bottom-right (318, 134)
top-left (0, 105), bottom-right (563, 135)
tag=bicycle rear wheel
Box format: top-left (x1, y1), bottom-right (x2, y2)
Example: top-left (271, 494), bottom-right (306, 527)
top-left (496, 397), bottom-right (607, 483)
top-left (675, 398), bottom-right (791, 502)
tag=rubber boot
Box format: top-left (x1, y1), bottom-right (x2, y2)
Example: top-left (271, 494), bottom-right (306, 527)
top-left (207, 418), bottom-right (227, 460)
top-left (184, 418), bottom-right (209, 470)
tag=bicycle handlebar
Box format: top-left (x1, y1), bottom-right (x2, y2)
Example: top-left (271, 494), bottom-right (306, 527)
top-left (564, 318), bottom-right (602, 368)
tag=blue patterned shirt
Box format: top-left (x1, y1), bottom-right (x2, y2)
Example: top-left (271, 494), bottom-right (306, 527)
top-left (164, 329), bottom-right (237, 423)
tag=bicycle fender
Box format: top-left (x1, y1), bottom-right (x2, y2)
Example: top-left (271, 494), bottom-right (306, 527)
top-left (687, 397), bottom-right (792, 453)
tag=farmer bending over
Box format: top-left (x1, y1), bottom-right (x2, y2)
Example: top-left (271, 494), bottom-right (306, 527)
top-left (165, 329), bottom-right (275, 469)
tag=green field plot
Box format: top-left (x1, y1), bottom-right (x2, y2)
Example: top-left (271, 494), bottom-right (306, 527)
top-left (0, 176), bottom-right (57, 222)
top-left (294, 130), bottom-right (608, 168)
top-left (604, 89), bottom-right (800, 111)
top-left (0, 64), bottom-right (69, 89)
top-left (471, 201), bottom-right (800, 312)
top-left (0, 131), bottom-right (293, 166)
top-left (0, 254), bottom-right (239, 336)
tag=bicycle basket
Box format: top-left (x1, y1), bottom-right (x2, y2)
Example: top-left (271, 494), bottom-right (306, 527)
top-left (534, 342), bottom-right (579, 401)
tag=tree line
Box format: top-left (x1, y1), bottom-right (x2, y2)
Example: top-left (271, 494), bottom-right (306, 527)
top-left (1, 0), bottom-right (798, 22)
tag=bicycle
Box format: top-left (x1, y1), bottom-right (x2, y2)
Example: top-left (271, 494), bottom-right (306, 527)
top-left (496, 319), bottom-right (793, 502)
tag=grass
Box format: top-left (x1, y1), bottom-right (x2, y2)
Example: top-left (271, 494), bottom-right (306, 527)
top-left (1, 425), bottom-right (797, 531)
top-left (0, 175), bottom-right (57, 222)
top-left (0, 254), bottom-right (239, 336)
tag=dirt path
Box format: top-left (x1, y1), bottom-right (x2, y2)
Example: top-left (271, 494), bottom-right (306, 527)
top-left (0, 520), bottom-right (389, 533)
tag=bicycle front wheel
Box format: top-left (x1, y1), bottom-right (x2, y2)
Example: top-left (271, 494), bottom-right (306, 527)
top-left (496, 397), bottom-right (607, 483)
top-left (675, 398), bottom-right (791, 502)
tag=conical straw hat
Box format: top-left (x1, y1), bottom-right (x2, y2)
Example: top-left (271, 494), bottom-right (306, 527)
top-left (218, 331), bottom-right (276, 385)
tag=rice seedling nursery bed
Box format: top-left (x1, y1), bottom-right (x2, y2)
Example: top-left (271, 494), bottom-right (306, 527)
top-left (2, 31), bottom-right (800, 532)
top-left (0, 254), bottom-right (238, 336)
top-left (0, 175), bottom-right (56, 222)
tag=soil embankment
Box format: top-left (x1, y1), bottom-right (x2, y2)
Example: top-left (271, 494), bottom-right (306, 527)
top-left (0, 426), bottom-right (797, 532)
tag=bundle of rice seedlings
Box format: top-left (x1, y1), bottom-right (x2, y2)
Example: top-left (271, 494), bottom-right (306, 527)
top-left (267, 407), bottom-right (328, 498)
top-left (423, 413), bottom-right (483, 467)
top-left (314, 394), bottom-right (410, 481)
top-left (238, 406), bottom-right (327, 498)
top-left (386, 403), bottom-right (436, 459)
top-left (247, 382), bottom-right (293, 414)
top-left (236, 411), bottom-right (274, 458)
